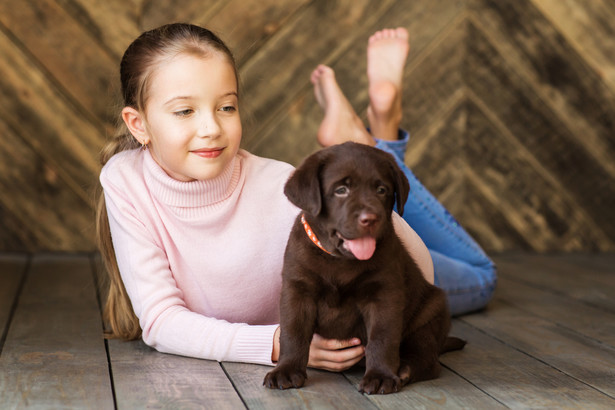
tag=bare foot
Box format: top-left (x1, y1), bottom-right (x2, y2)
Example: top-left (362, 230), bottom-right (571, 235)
top-left (367, 27), bottom-right (410, 141)
top-left (310, 64), bottom-right (374, 147)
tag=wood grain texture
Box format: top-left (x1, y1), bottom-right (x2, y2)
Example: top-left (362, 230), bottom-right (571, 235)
top-left (239, 0), bottom-right (397, 149)
top-left (495, 253), bottom-right (615, 313)
top-left (0, 254), bottom-right (27, 349)
top-left (0, 254), bottom-right (113, 408)
top-left (463, 299), bottom-right (615, 397)
top-left (0, 0), bottom-right (613, 252)
top-left (531, 0), bottom-right (615, 92)
top-left (495, 276), bottom-right (615, 347)
top-left (441, 320), bottom-right (615, 408)
top-left (0, 0), bottom-right (118, 125)
top-left (344, 364), bottom-right (505, 409)
top-left (1, 252), bottom-right (615, 408)
top-left (0, 120), bottom-right (94, 250)
top-left (108, 339), bottom-right (244, 409)
top-left (222, 361), bottom-right (376, 409)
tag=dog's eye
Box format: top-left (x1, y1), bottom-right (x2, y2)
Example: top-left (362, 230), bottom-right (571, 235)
top-left (377, 186), bottom-right (388, 195)
top-left (334, 186), bottom-right (349, 197)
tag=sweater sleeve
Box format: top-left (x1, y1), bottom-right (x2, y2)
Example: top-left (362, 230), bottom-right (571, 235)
top-left (102, 174), bottom-right (278, 366)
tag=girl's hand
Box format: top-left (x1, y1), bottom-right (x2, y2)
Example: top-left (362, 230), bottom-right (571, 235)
top-left (308, 333), bottom-right (365, 372)
top-left (272, 327), bottom-right (365, 372)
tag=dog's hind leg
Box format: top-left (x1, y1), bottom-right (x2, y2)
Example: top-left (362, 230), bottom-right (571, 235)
top-left (399, 321), bottom-right (444, 384)
top-left (397, 362), bottom-right (412, 386)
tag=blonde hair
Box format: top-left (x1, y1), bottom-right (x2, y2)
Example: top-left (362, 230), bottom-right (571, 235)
top-left (96, 23), bottom-right (237, 339)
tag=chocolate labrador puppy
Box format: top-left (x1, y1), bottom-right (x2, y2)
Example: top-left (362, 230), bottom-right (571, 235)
top-left (263, 142), bottom-right (465, 394)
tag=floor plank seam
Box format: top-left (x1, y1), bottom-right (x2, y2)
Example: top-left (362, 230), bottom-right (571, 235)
top-left (104, 338), bottom-right (119, 410)
top-left (439, 362), bottom-right (508, 408)
top-left (497, 296), bottom-right (615, 350)
top-left (551, 321), bottom-right (615, 352)
top-left (90, 253), bottom-right (118, 409)
top-left (498, 273), bottom-right (615, 315)
top-left (88, 253), bottom-right (106, 327)
top-left (220, 362), bottom-right (249, 409)
top-left (0, 253), bottom-right (31, 357)
top-left (339, 372), bottom-right (380, 409)
top-left (458, 317), bottom-right (615, 400)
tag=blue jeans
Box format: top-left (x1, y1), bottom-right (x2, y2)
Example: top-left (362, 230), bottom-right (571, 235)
top-left (376, 131), bottom-right (497, 316)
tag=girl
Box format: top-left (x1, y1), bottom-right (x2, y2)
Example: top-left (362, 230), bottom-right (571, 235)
top-left (97, 23), bottom-right (495, 370)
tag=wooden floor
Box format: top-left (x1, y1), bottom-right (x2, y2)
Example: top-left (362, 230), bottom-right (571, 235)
top-left (1, 253), bottom-right (614, 409)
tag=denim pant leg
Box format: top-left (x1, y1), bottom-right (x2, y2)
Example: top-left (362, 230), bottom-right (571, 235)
top-left (375, 133), bottom-right (497, 315)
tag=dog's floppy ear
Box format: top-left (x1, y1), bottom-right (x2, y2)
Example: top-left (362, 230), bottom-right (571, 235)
top-left (386, 154), bottom-right (410, 217)
top-left (284, 149), bottom-right (328, 215)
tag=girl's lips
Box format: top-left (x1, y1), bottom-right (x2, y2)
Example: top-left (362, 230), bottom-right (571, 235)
top-left (191, 148), bottom-right (224, 159)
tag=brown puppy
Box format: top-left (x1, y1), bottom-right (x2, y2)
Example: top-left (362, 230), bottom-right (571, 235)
top-left (263, 142), bottom-right (465, 394)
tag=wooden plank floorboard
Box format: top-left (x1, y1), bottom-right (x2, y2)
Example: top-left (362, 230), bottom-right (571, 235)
top-left (495, 276), bottom-right (615, 348)
top-left (343, 357), bottom-right (506, 409)
top-left (0, 253), bottom-right (28, 351)
top-left (533, 252), bottom-right (615, 275)
top-left (508, 253), bottom-right (615, 289)
top-left (222, 362), bottom-right (375, 409)
top-left (495, 254), bottom-right (615, 313)
top-left (0, 254), bottom-right (113, 408)
top-left (441, 320), bottom-right (615, 408)
top-left (463, 298), bottom-right (615, 398)
top-left (2, 253), bottom-right (615, 408)
top-left (108, 339), bottom-right (244, 409)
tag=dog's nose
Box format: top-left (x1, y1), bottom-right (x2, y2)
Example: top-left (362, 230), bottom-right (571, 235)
top-left (358, 212), bottom-right (378, 227)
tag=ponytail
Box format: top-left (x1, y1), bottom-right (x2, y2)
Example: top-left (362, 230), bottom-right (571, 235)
top-left (96, 124), bottom-right (141, 340)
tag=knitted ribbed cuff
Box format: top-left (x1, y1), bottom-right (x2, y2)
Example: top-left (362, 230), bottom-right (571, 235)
top-left (233, 324), bottom-right (279, 366)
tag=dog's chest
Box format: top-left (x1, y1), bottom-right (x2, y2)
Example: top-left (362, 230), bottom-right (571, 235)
top-left (313, 278), bottom-right (379, 340)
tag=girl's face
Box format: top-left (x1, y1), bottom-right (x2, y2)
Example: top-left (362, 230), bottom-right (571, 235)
top-left (140, 52), bottom-right (241, 182)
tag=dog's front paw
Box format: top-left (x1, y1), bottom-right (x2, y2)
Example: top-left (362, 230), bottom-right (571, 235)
top-left (359, 370), bottom-right (401, 395)
top-left (263, 366), bottom-right (307, 390)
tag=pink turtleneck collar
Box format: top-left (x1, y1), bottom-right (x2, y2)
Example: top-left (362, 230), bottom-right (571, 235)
top-left (142, 149), bottom-right (241, 208)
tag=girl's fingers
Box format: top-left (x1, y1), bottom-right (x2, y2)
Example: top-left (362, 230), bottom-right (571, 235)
top-left (320, 345), bottom-right (365, 364)
top-left (312, 333), bottom-right (361, 350)
top-left (309, 345), bottom-right (365, 371)
top-left (308, 334), bottom-right (365, 371)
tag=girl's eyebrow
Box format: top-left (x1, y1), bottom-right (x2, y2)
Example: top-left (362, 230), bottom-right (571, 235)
top-left (220, 91), bottom-right (239, 99)
top-left (163, 92), bottom-right (238, 106)
top-left (164, 96), bottom-right (192, 106)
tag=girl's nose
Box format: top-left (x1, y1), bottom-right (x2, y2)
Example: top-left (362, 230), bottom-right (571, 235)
top-left (198, 114), bottom-right (221, 138)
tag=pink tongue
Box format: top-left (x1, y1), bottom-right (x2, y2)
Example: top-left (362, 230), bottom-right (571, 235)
top-left (344, 237), bottom-right (376, 260)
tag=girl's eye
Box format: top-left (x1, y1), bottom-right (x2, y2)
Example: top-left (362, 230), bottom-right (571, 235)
top-left (376, 186), bottom-right (387, 195)
top-left (174, 109), bottom-right (193, 117)
top-left (220, 105), bottom-right (236, 112)
top-left (334, 186), bottom-right (349, 197)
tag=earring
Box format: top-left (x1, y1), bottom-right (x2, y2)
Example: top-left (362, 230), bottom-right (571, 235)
top-left (141, 140), bottom-right (148, 151)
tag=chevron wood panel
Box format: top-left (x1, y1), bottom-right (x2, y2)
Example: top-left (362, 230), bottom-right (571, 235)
top-left (0, 0), bottom-right (613, 252)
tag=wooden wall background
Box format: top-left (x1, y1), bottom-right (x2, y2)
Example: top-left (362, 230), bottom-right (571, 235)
top-left (0, 0), bottom-right (613, 252)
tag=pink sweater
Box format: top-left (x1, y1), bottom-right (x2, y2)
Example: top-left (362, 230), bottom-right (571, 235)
top-left (100, 148), bottom-right (433, 365)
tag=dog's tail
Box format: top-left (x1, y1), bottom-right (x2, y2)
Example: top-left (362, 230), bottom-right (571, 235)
top-left (440, 336), bottom-right (466, 354)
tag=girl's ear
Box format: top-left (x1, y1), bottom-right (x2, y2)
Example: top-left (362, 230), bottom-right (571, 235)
top-left (122, 107), bottom-right (149, 145)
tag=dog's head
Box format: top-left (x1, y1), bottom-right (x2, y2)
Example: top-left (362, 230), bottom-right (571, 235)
top-left (285, 142), bottom-right (409, 260)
